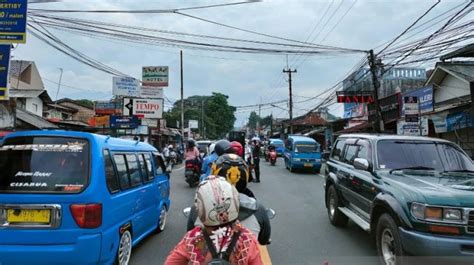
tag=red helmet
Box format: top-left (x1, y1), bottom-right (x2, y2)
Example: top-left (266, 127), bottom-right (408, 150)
top-left (230, 141), bottom-right (243, 157)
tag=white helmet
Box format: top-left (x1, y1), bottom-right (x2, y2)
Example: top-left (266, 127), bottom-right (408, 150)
top-left (168, 145), bottom-right (173, 149)
top-left (195, 176), bottom-right (239, 227)
top-left (209, 143), bottom-right (216, 154)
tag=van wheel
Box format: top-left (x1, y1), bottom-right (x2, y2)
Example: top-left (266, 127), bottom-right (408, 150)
top-left (115, 230), bottom-right (132, 265)
top-left (157, 206), bottom-right (167, 233)
top-left (376, 214), bottom-right (406, 265)
top-left (326, 185), bottom-right (348, 227)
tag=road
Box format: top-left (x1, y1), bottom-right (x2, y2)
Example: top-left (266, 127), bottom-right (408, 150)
top-left (130, 157), bottom-right (379, 265)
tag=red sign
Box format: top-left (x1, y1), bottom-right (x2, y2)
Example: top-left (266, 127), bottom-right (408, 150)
top-left (337, 95), bottom-right (375, 103)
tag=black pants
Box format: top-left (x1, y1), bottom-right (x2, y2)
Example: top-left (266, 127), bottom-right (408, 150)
top-left (254, 158), bottom-right (260, 181)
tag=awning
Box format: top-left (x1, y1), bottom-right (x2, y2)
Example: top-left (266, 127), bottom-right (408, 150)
top-left (16, 108), bottom-right (59, 129)
top-left (335, 122), bottom-right (372, 134)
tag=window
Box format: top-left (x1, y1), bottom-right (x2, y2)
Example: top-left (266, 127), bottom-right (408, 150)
top-left (126, 154), bottom-right (142, 186)
top-left (331, 140), bottom-right (345, 161)
top-left (138, 154), bottom-right (151, 182)
top-left (356, 140), bottom-right (371, 162)
top-left (104, 150), bottom-right (119, 193)
top-left (153, 152), bottom-right (165, 174)
top-left (144, 153), bottom-right (155, 179)
top-left (32, 103), bottom-right (38, 113)
top-left (344, 145), bottom-right (359, 164)
top-left (114, 154), bottom-right (130, 189)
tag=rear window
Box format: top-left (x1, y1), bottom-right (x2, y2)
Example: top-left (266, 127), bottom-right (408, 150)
top-left (0, 136), bottom-right (89, 193)
top-left (294, 144), bottom-right (320, 153)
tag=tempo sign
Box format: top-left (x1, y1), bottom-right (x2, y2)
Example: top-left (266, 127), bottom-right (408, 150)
top-left (123, 98), bottom-right (163, 119)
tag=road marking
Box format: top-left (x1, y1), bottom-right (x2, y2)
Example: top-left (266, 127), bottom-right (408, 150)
top-left (259, 245), bottom-right (272, 265)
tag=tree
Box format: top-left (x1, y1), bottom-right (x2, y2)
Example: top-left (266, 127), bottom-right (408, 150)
top-left (164, 92), bottom-right (236, 139)
top-left (75, 99), bottom-right (94, 109)
top-left (248, 111), bottom-right (260, 130)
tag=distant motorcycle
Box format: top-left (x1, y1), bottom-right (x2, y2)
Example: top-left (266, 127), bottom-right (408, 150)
top-left (269, 149), bottom-right (277, 166)
top-left (184, 160), bottom-right (200, 187)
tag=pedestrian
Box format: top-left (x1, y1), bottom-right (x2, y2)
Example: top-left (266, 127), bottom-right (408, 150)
top-left (165, 176), bottom-right (262, 265)
top-left (251, 139), bottom-right (261, 183)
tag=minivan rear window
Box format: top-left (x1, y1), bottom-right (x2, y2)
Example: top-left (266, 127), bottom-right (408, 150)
top-left (0, 137), bottom-right (89, 193)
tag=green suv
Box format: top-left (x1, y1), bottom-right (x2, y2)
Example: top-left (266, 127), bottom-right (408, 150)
top-left (323, 134), bottom-right (474, 264)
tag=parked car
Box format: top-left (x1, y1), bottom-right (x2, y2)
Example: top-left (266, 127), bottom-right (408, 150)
top-left (284, 135), bottom-right (321, 172)
top-left (269, 138), bottom-right (285, 156)
top-left (323, 134), bottom-right (474, 265)
top-left (0, 130), bottom-right (171, 265)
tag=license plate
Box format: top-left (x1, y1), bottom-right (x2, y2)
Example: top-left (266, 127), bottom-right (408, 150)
top-left (304, 163), bottom-right (313, 167)
top-left (7, 209), bottom-right (51, 224)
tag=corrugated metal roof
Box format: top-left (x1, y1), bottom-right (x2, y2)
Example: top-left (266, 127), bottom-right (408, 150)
top-left (16, 108), bottom-right (59, 129)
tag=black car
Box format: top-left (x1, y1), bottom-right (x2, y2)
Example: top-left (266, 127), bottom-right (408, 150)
top-left (323, 134), bottom-right (474, 265)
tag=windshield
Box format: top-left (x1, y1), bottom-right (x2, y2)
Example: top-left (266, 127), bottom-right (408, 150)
top-left (295, 144), bottom-right (320, 153)
top-left (270, 141), bottom-right (283, 147)
top-left (0, 137), bottom-right (89, 193)
top-left (197, 143), bottom-right (209, 152)
top-left (377, 140), bottom-right (474, 172)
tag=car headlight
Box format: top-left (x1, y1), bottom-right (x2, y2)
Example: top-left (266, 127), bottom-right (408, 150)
top-left (410, 202), bottom-right (463, 223)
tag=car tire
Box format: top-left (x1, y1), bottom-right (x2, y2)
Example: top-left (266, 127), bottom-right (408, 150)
top-left (115, 230), bottom-right (132, 265)
top-left (326, 185), bottom-right (348, 227)
top-left (376, 213), bottom-right (406, 265)
top-left (156, 206), bottom-right (167, 233)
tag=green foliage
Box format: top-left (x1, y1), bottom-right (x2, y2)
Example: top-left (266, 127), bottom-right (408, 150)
top-left (164, 92), bottom-right (236, 139)
top-left (248, 111), bottom-right (259, 130)
top-left (75, 99), bottom-right (94, 109)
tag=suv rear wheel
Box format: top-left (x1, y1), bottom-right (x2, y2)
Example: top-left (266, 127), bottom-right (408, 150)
top-left (326, 185), bottom-right (348, 226)
top-left (376, 213), bottom-right (406, 265)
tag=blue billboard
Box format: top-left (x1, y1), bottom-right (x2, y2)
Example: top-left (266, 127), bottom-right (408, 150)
top-left (403, 86), bottom-right (433, 114)
top-left (0, 44), bottom-right (11, 100)
top-left (110, 115), bottom-right (140, 129)
top-left (0, 0), bottom-right (28, 43)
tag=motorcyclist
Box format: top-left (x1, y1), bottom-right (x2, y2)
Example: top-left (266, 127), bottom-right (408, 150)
top-left (200, 143), bottom-right (217, 182)
top-left (166, 176), bottom-right (262, 265)
top-left (230, 141), bottom-right (244, 158)
top-left (188, 153), bottom-right (271, 245)
top-left (185, 139), bottom-right (201, 164)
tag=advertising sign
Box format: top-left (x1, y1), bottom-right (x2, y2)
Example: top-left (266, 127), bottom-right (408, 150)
top-left (404, 96), bottom-right (419, 123)
top-left (110, 115), bottom-right (139, 129)
top-left (140, 86), bottom-right (163, 98)
top-left (404, 86), bottom-right (433, 114)
top-left (95, 101), bottom-right (122, 115)
top-left (141, 118), bottom-right (158, 127)
top-left (0, 0), bottom-right (27, 43)
top-left (112, 76), bottom-right (140, 97)
top-left (188, 120), bottom-right (199, 129)
top-left (336, 91), bottom-right (374, 103)
top-left (0, 44), bottom-right (10, 100)
top-left (142, 66), bottom-right (168, 87)
top-left (397, 117), bottom-right (428, 136)
top-left (446, 111), bottom-right (473, 131)
top-left (123, 98), bottom-right (163, 119)
top-left (88, 115), bottom-right (110, 127)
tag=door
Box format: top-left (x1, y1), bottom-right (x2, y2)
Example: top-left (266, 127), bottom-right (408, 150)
top-left (327, 139), bottom-right (352, 204)
top-left (138, 153), bottom-right (159, 232)
top-left (124, 154), bottom-right (148, 238)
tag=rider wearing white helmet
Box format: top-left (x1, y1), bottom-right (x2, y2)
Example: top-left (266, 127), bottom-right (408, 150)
top-left (165, 176), bottom-right (262, 265)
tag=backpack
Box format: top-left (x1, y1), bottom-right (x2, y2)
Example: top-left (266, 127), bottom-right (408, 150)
top-left (202, 229), bottom-right (241, 265)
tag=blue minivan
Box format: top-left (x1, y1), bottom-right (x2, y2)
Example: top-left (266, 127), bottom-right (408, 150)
top-left (284, 135), bottom-right (321, 172)
top-left (0, 130), bottom-right (171, 265)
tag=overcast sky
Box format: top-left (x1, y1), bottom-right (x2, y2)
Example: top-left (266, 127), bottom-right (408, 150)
top-left (14, 0), bottom-right (467, 127)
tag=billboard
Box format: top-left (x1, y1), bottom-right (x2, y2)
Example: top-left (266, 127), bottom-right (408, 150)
top-left (0, 0), bottom-right (27, 43)
top-left (188, 120), bottom-right (199, 129)
top-left (403, 86), bottom-right (433, 114)
top-left (0, 44), bottom-right (11, 100)
top-left (140, 86), bottom-right (163, 99)
top-left (403, 96), bottom-right (419, 123)
top-left (123, 98), bottom-right (163, 119)
top-left (94, 101), bottom-right (122, 115)
top-left (110, 115), bottom-right (140, 129)
top-left (397, 117), bottom-right (428, 136)
top-left (336, 91), bottom-right (374, 103)
top-left (112, 76), bottom-right (140, 97)
top-left (142, 66), bottom-right (168, 87)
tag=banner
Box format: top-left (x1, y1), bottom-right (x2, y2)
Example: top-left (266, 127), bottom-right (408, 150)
top-left (94, 101), bottom-right (122, 115)
top-left (0, 44), bottom-right (11, 100)
top-left (0, 0), bottom-right (28, 43)
top-left (112, 76), bottom-right (140, 97)
top-left (110, 115), bottom-right (140, 129)
top-left (403, 86), bottom-right (433, 114)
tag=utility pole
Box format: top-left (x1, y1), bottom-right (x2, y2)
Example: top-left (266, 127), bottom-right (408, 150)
top-left (201, 99), bottom-right (205, 139)
top-left (180, 50), bottom-right (184, 139)
top-left (283, 67), bottom-right (296, 134)
top-left (257, 97), bottom-right (261, 136)
top-left (368, 50), bottom-right (383, 133)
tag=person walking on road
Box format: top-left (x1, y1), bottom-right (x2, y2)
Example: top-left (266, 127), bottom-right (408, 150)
top-left (165, 176), bottom-right (262, 265)
top-left (251, 139), bottom-right (261, 183)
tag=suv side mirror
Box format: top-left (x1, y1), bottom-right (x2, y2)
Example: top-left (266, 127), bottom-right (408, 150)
top-left (354, 158), bottom-right (370, 171)
top-left (322, 151), bottom-right (330, 161)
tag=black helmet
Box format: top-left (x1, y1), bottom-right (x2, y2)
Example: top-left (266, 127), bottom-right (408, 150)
top-left (212, 153), bottom-right (249, 193)
top-left (187, 139), bottom-right (196, 148)
top-left (214, 140), bottom-right (233, 156)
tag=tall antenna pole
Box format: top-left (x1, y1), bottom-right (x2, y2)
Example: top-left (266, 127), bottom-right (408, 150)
top-left (180, 50), bottom-right (184, 139)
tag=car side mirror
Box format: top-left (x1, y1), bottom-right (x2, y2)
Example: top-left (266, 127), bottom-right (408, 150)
top-left (266, 208), bottom-right (276, 219)
top-left (183, 207), bottom-right (191, 218)
top-left (354, 158), bottom-right (370, 171)
top-left (322, 151), bottom-right (330, 161)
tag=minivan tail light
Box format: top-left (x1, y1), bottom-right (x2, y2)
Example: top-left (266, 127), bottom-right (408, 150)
top-left (70, 204), bottom-right (102, 228)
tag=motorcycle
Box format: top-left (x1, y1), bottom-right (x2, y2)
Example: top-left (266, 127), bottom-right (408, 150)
top-left (184, 160), bottom-right (200, 187)
top-left (269, 149), bottom-right (277, 166)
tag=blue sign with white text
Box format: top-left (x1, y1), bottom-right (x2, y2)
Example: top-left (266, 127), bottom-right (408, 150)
top-left (0, 0), bottom-right (28, 43)
top-left (0, 44), bottom-right (11, 99)
top-left (110, 115), bottom-right (140, 129)
top-left (403, 86), bottom-right (433, 114)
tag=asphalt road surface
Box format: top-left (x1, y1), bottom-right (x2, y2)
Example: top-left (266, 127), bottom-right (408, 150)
top-left (130, 157), bottom-right (379, 265)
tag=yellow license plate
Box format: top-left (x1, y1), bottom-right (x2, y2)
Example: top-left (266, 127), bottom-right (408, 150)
top-left (7, 209), bottom-right (51, 224)
top-left (304, 163), bottom-right (313, 167)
